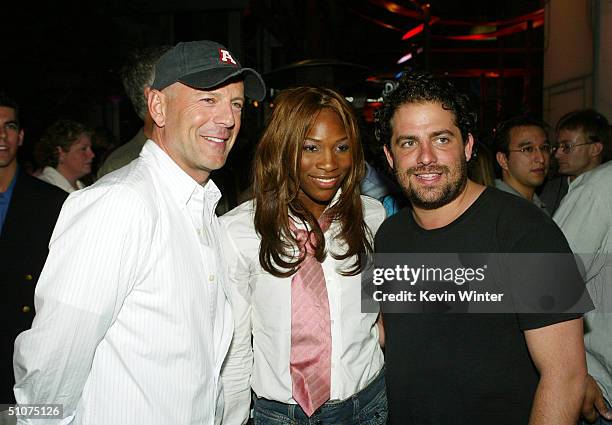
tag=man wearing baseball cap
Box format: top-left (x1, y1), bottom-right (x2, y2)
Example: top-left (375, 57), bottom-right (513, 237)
top-left (13, 40), bottom-right (265, 425)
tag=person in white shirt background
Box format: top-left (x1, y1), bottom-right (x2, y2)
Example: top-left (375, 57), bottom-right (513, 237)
top-left (220, 86), bottom-right (387, 425)
top-left (12, 40), bottom-right (265, 425)
top-left (33, 119), bottom-right (95, 193)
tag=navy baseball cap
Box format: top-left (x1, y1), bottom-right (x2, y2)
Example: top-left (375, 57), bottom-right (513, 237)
top-left (151, 40), bottom-right (266, 101)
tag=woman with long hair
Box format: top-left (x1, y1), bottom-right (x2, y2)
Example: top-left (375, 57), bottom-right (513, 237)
top-left (221, 86), bottom-right (387, 425)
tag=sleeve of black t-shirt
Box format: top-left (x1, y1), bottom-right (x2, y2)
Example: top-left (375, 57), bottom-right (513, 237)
top-left (496, 200), bottom-right (588, 331)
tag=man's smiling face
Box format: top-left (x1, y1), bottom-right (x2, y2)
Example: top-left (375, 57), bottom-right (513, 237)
top-left (384, 101), bottom-right (472, 210)
top-left (156, 80), bottom-right (245, 183)
top-left (0, 106), bottom-right (23, 170)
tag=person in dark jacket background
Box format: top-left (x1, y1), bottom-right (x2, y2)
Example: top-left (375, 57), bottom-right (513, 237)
top-left (0, 91), bottom-right (67, 405)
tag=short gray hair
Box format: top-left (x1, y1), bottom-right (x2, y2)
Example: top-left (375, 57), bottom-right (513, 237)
top-left (120, 45), bottom-right (171, 120)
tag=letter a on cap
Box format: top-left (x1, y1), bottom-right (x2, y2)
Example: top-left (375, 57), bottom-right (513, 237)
top-left (219, 49), bottom-right (237, 65)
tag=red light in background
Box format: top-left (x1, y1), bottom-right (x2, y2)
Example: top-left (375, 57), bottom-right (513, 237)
top-left (401, 23), bottom-right (424, 40)
top-left (363, 101), bottom-right (383, 123)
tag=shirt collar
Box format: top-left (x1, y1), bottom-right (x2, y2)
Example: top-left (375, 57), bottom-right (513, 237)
top-left (1, 166), bottom-right (18, 195)
top-left (41, 166), bottom-right (83, 192)
top-left (0, 167), bottom-right (18, 234)
top-left (140, 140), bottom-right (222, 214)
top-left (567, 172), bottom-right (587, 193)
top-left (495, 179), bottom-right (547, 211)
top-left (495, 178), bottom-right (520, 196)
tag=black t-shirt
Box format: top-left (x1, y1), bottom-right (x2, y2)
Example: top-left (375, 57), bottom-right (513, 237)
top-left (375, 187), bottom-right (582, 425)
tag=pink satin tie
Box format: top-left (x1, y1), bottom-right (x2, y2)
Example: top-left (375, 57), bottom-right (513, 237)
top-left (289, 215), bottom-right (332, 417)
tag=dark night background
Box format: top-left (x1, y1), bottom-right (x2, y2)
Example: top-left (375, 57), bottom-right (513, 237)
top-left (1, 0), bottom-right (545, 206)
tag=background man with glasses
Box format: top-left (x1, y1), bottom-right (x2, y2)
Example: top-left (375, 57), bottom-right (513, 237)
top-left (540, 109), bottom-right (610, 215)
top-left (494, 115), bottom-right (551, 215)
top-left (552, 112), bottom-right (612, 424)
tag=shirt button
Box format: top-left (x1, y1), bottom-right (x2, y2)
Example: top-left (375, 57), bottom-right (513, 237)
top-left (22, 306), bottom-right (31, 313)
top-left (24, 274), bottom-right (33, 281)
top-left (208, 274), bottom-right (215, 282)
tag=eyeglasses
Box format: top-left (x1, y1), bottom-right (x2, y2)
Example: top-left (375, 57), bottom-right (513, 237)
top-left (507, 144), bottom-right (553, 155)
top-left (553, 141), bottom-right (597, 154)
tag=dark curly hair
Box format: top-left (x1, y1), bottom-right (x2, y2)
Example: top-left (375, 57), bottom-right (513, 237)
top-left (34, 119), bottom-right (92, 168)
top-left (375, 72), bottom-right (477, 147)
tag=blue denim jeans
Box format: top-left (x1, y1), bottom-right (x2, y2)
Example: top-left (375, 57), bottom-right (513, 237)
top-left (253, 368), bottom-right (387, 425)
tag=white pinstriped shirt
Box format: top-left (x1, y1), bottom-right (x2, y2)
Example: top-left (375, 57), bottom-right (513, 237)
top-left (13, 141), bottom-right (233, 425)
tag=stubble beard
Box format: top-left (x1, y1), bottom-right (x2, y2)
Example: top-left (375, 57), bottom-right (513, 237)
top-left (395, 155), bottom-right (468, 210)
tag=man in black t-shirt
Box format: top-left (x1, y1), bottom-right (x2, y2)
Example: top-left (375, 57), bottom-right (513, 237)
top-left (373, 72), bottom-right (587, 425)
